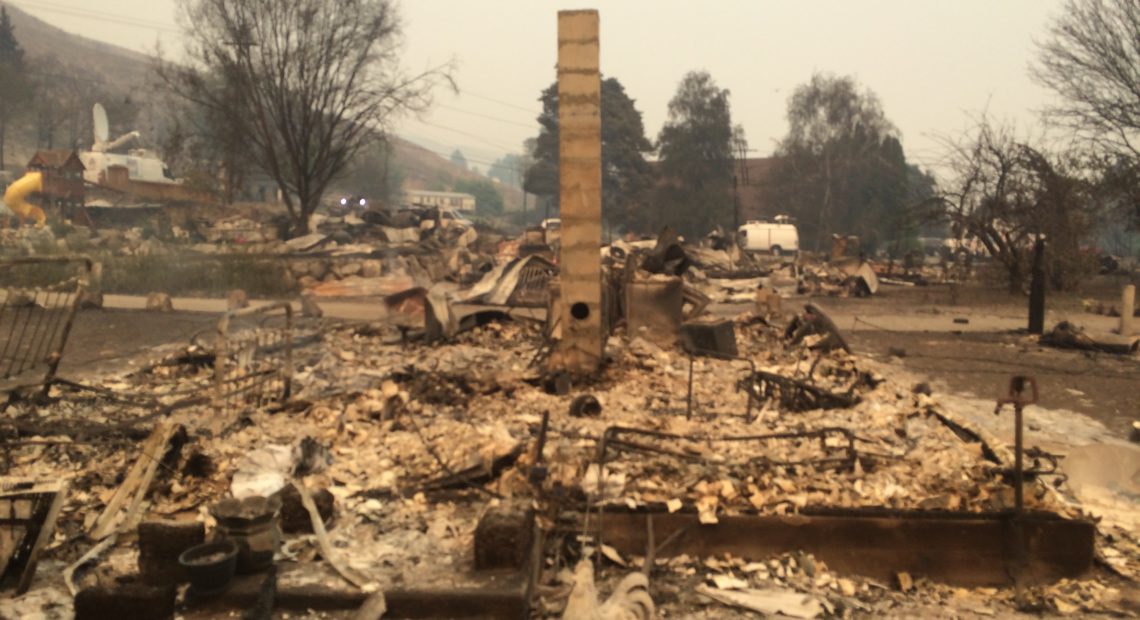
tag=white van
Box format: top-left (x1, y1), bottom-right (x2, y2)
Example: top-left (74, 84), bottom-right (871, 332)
top-left (737, 216), bottom-right (800, 256)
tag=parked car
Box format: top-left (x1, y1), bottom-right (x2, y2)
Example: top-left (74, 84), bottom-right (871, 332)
top-left (737, 216), bottom-right (799, 256)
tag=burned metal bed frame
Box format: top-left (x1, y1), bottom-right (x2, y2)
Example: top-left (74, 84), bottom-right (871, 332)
top-left (739, 368), bottom-right (862, 413)
top-left (214, 302), bottom-right (294, 418)
top-left (0, 256), bottom-right (91, 396)
top-left (594, 425), bottom-right (862, 474)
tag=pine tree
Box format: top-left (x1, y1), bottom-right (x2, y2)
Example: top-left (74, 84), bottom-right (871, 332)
top-left (0, 6), bottom-right (28, 170)
top-left (523, 77), bottom-right (655, 232)
top-left (655, 71), bottom-right (738, 237)
top-left (0, 7), bottom-right (25, 67)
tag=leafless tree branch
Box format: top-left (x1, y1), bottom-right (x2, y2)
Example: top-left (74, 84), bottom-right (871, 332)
top-left (158, 0), bottom-right (454, 235)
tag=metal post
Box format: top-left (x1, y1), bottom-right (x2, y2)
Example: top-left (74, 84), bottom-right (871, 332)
top-left (1028, 238), bottom-right (1046, 335)
top-left (994, 375), bottom-right (1037, 514)
top-left (1121, 284), bottom-right (1135, 337)
top-left (732, 175), bottom-right (740, 232)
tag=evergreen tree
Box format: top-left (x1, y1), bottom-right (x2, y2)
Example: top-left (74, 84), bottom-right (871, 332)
top-left (769, 73), bottom-right (925, 253)
top-left (654, 71), bottom-right (738, 237)
top-left (0, 6), bottom-right (29, 170)
top-left (523, 77), bottom-right (655, 232)
top-left (454, 178), bottom-right (504, 215)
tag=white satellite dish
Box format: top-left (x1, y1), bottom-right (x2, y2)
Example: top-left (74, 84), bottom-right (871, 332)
top-left (90, 103), bottom-right (139, 153)
top-left (93, 103), bottom-right (109, 148)
top-left (82, 102), bottom-right (177, 185)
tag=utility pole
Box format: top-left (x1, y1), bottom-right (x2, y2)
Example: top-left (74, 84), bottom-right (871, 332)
top-left (732, 175), bottom-right (740, 232)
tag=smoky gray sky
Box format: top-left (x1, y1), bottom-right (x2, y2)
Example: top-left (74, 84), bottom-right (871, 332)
top-left (12, 0), bottom-right (1066, 171)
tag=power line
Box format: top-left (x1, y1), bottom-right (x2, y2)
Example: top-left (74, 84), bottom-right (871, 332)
top-left (421, 150), bottom-right (500, 169)
top-left (17, 0), bottom-right (179, 31)
top-left (398, 140), bottom-right (528, 179)
top-left (404, 118), bottom-right (518, 152)
top-left (436, 103), bottom-right (536, 129)
top-left (6, 0), bottom-right (181, 33)
top-left (26, 68), bottom-right (143, 87)
top-left (457, 88), bottom-right (541, 115)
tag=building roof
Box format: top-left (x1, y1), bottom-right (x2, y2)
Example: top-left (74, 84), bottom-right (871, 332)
top-left (27, 149), bottom-right (85, 171)
top-left (404, 189), bottom-right (475, 200)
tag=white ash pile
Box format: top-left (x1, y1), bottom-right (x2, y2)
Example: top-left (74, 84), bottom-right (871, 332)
top-left (0, 303), bottom-right (1135, 618)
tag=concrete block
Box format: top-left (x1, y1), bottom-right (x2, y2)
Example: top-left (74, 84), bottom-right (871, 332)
top-left (474, 501), bottom-right (534, 570)
top-left (137, 520), bottom-right (205, 585)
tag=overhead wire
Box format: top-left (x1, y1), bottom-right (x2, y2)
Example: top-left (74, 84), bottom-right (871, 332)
top-left (14, 0), bottom-right (178, 31)
top-left (435, 103), bottom-right (536, 129)
top-left (19, 6), bottom-right (762, 167)
top-left (456, 88), bottom-right (541, 115)
top-left (402, 118), bottom-right (519, 152)
top-left (6, 0), bottom-right (180, 33)
top-left (414, 148), bottom-right (502, 169)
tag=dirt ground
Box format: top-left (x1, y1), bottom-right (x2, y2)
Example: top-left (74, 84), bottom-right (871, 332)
top-left (816, 278), bottom-right (1140, 439)
top-left (849, 329), bottom-right (1138, 436)
top-left (56, 309), bottom-right (219, 379)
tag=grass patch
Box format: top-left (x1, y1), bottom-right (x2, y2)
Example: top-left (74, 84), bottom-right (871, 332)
top-left (0, 259), bottom-right (87, 290)
top-left (1, 253), bottom-right (297, 298)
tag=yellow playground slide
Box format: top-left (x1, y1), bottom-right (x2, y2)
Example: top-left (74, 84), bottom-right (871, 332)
top-left (1, 171), bottom-right (46, 229)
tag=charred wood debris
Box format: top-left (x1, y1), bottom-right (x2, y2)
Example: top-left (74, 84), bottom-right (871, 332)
top-left (0, 225), bottom-right (1136, 619)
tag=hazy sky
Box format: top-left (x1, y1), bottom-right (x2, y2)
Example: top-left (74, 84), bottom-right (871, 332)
top-left (11, 0), bottom-right (1066, 172)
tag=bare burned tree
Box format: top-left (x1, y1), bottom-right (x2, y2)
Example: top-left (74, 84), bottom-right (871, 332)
top-left (1034, 0), bottom-right (1140, 157)
top-left (161, 0), bottom-right (450, 235)
top-left (1034, 0), bottom-right (1140, 224)
top-left (937, 117), bottom-right (1095, 293)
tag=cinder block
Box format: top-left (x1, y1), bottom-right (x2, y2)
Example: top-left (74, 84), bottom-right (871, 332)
top-left (474, 502), bottom-right (534, 570)
top-left (75, 582), bottom-right (176, 620)
top-left (137, 520), bottom-right (205, 585)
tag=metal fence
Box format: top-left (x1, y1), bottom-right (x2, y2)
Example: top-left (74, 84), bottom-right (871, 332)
top-left (0, 256), bottom-right (91, 394)
top-left (214, 302), bottom-right (294, 419)
top-left (508, 258), bottom-right (555, 307)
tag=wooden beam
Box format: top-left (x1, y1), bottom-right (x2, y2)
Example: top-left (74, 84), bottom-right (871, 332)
top-left (556, 9), bottom-right (603, 375)
top-left (16, 481), bottom-right (67, 594)
top-left (89, 423), bottom-right (176, 540)
top-left (594, 510), bottom-right (1095, 587)
top-left (0, 479), bottom-right (66, 593)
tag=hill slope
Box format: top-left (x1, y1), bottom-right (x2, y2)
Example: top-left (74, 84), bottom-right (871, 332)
top-left (393, 137), bottom-right (524, 212)
top-left (4, 4), bottom-right (151, 92)
top-left (2, 5), bottom-right (524, 212)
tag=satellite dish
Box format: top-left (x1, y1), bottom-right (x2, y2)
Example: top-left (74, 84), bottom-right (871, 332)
top-left (93, 103), bottom-right (109, 146)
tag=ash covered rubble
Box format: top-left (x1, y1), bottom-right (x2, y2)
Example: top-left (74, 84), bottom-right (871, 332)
top-left (622, 227), bottom-right (963, 315)
top-left (0, 202), bottom-right (496, 308)
top-left (0, 286), bottom-right (1136, 619)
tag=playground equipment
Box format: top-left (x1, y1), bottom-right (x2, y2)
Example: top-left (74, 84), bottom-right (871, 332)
top-left (1, 171), bottom-right (46, 229)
